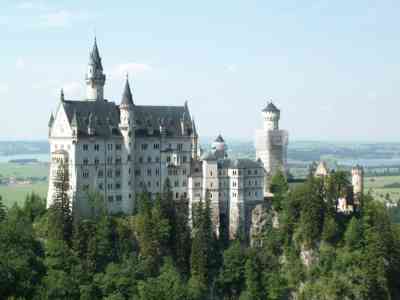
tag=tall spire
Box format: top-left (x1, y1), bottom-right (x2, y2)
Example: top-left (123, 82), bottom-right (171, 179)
top-left (121, 74), bottom-right (134, 106)
top-left (89, 36), bottom-right (103, 71)
top-left (86, 37), bottom-right (106, 101)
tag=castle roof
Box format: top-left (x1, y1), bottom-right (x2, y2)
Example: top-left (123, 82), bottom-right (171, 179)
top-left (89, 38), bottom-right (103, 71)
top-left (63, 100), bottom-right (122, 138)
top-left (120, 77), bottom-right (134, 106)
top-left (220, 158), bottom-right (263, 169)
top-left (61, 99), bottom-right (193, 138)
top-left (215, 134), bottom-right (225, 143)
top-left (48, 113), bottom-right (54, 127)
top-left (262, 102), bottom-right (280, 113)
top-left (134, 105), bottom-right (193, 137)
top-left (201, 151), bottom-right (217, 161)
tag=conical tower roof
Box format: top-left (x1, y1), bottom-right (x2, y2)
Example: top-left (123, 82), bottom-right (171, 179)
top-left (121, 76), bottom-right (134, 106)
top-left (89, 37), bottom-right (103, 71)
top-left (48, 113), bottom-right (54, 127)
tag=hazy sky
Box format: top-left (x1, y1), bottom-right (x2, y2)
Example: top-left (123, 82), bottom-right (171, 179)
top-left (0, 0), bottom-right (399, 142)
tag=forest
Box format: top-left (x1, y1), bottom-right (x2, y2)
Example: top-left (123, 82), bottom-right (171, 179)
top-left (1, 167), bottom-right (400, 300)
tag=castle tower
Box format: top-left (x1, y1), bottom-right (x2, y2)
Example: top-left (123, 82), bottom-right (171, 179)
top-left (255, 101), bottom-right (289, 196)
top-left (119, 75), bottom-right (135, 213)
top-left (212, 134), bottom-right (227, 160)
top-left (263, 102), bottom-right (280, 130)
top-left (85, 38), bottom-right (106, 101)
top-left (352, 165), bottom-right (364, 207)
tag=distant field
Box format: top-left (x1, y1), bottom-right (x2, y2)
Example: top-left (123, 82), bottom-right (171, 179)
top-left (365, 175), bottom-right (400, 203)
top-left (0, 182), bottom-right (48, 207)
top-left (0, 162), bottom-right (48, 178)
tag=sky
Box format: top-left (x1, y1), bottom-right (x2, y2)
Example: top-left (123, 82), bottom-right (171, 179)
top-left (0, 0), bottom-right (399, 142)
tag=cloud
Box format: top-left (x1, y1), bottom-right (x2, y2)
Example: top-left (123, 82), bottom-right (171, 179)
top-left (16, 58), bottom-right (26, 69)
top-left (111, 63), bottom-right (153, 77)
top-left (226, 64), bottom-right (237, 73)
top-left (0, 83), bottom-right (9, 94)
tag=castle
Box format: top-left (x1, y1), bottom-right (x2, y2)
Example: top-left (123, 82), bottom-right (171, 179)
top-left (47, 38), bottom-right (363, 240)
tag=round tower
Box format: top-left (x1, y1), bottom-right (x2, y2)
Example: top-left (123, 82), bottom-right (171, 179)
top-left (212, 134), bottom-right (227, 160)
top-left (262, 102), bottom-right (280, 130)
top-left (352, 165), bottom-right (364, 196)
top-left (85, 38), bottom-right (106, 101)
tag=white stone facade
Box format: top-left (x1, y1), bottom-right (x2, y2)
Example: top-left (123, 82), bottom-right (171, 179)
top-left (47, 40), bottom-right (198, 218)
top-left (188, 136), bottom-right (265, 240)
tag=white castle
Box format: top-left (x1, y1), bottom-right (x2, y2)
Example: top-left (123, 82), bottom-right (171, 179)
top-left (47, 38), bottom-right (290, 238)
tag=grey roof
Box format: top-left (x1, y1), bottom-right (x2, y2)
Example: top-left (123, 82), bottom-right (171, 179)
top-left (262, 102), bottom-right (280, 113)
top-left (121, 78), bottom-right (134, 106)
top-left (48, 113), bottom-right (54, 127)
top-left (218, 158), bottom-right (263, 169)
top-left (215, 134), bottom-right (224, 143)
top-left (89, 38), bottom-right (103, 71)
top-left (62, 100), bottom-right (122, 138)
top-left (134, 105), bottom-right (193, 137)
top-left (61, 99), bottom-right (194, 138)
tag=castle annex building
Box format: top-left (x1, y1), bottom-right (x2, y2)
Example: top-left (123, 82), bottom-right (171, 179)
top-left (47, 39), bottom-right (289, 238)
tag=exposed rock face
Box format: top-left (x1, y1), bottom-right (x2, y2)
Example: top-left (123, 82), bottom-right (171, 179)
top-left (248, 203), bottom-right (270, 246)
top-left (300, 244), bottom-right (318, 268)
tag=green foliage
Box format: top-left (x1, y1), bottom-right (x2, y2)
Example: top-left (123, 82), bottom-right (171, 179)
top-left (0, 195), bottom-right (6, 222)
top-left (48, 161), bottom-right (73, 243)
top-left (2, 173), bottom-right (400, 299)
top-left (270, 170), bottom-right (289, 211)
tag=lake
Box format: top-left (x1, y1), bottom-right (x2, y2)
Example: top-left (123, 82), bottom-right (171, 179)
top-left (0, 153), bottom-right (50, 163)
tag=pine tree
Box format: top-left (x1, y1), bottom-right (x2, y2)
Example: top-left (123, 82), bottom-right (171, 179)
top-left (48, 161), bottom-right (73, 243)
top-left (0, 195), bottom-right (6, 222)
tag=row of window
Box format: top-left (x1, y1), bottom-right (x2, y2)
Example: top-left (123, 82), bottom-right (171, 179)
top-left (83, 143), bottom-right (123, 152)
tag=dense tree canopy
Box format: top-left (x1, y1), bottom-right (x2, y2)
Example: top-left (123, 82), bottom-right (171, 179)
top-left (1, 174), bottom-right (400, 299)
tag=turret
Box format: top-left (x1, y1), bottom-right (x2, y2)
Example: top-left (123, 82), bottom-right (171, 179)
top-left (191, 118), bottom-right (198, 160)
top-left (211, 134), bottom-right (227, 160)
top-left (85, 37), bottom-right (106, 101)
top-left (262, 102), bottom-right (280, 130)
top-left (352, 165), bottom-right (364, 205)
top-left (119, 75), bottom-right (134, 130)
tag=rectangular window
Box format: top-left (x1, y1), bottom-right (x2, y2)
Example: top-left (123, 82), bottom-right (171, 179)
top-left (115, 183), bottom-right (121, 189)
top-left (115, 170), bottom-right (121, 177)
top-left (107, 144), bottom-right (113, 151)
top-left (182, 169), bottom-right (187, 175)
top-left (141, 144), bottom-right (148, 150)
top-left (174, 181), bottom-right (179, 187)
top-left (107, 170), bottom-right (113, 178)
top-left (153, 143), bottom-right (160, 149)
top-left (116, 144), bottom-right (122, 151)
top-left (98, 183), bottom-right (103, 190)
top-left (177, 144), bottom-right (183, 152)
top-left (98, 170), bottom-right (104, 177)
top-left (116, 195), bottom-right (122, 201)
top-left (147, 156), bottom-right (152, 163)
top-left (108, 196), bottom-right (114, 202)
top-left (83, 158), bottom-right (89, 165)
top-left (94, 144), bottom-right (100, 151)
top-left (83, 144), bottom-right (89, 151)
top-left (182, 156), bottom-right (187, 163)
top-left (127, 155), bottom-right (131, 161)
top-left (155, 168), bottom-right (160, 176)
top-left (139, 157), bottom-right (143, 163)
top-left (107, 183), bottom-right (113, 190)
top-left (107, 157), bottom-right (113, 164)
top-left (94, 158), bottom-right (99, 165)
top-left (155, 156), bottom-right (160, 163)
top-left (82, 170), bottom-right (89, 177)
top-left (135, 169), bottom-right (141, 176)
top-left (147, 169), bottom-right (152, 176)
